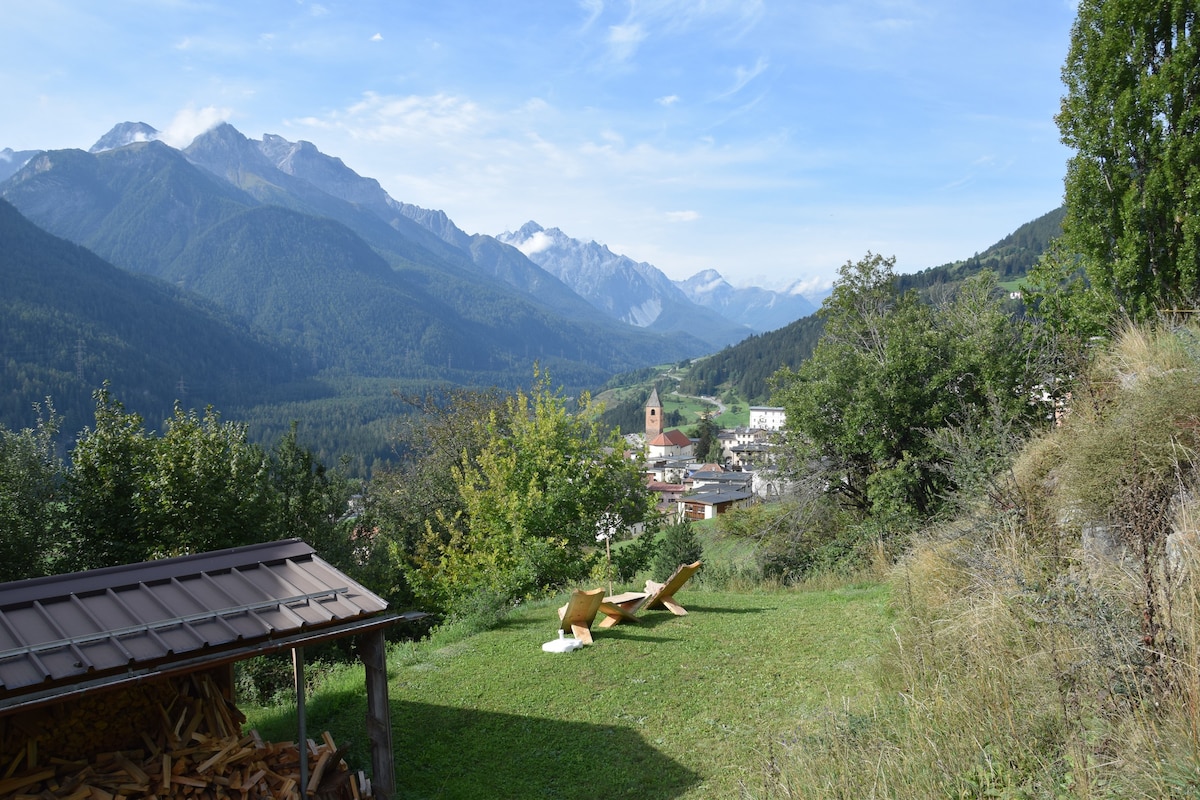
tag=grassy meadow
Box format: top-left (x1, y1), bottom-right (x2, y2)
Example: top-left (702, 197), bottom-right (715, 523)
top-left (245, 581), bottom-right (890, 799)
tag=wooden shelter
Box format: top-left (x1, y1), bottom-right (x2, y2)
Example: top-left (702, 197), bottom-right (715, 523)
top-left (0, 539), bottom-right (418, 800)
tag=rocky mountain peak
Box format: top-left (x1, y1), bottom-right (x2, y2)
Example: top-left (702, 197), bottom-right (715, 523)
top-left (90, 122), bottom-right (160, 154)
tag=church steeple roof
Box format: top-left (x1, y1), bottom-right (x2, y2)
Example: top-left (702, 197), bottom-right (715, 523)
top-left (646, 387), bottom-right (662, 409)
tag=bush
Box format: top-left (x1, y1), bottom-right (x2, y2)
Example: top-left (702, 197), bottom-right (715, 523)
top-left (652, 520), bottom-right (703, 582)
top-left (609, 529), bottom-right (660, 583)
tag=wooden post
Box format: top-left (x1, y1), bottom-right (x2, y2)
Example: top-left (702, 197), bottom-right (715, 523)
top-left (293, 647), bottom-right (308, 795)
top-left (359, 629), bottom-right (394, 800)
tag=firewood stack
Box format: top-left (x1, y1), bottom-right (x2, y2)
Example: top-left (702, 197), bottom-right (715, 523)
top-left (0, 673), bottom-right (367, 800)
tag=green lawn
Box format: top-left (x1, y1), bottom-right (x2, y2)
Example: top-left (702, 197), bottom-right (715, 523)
top-left (249, 583), bottom-right (891, 799)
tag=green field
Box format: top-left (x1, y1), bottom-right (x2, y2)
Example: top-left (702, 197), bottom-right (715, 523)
top-left (247, 582), bottom-right (890, 799)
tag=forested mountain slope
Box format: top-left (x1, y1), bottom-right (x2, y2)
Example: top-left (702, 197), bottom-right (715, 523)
top-left (0, 198), bottom-right (310, 433)
top-left (0, 134), bottom-right (710, 391)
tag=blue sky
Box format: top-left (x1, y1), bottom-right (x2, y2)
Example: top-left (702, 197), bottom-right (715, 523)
top-left (2, 1), bottom-right (1078, 292)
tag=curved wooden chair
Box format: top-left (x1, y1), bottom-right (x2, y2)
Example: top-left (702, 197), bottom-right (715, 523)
top-left (557, 587), bottom-right (606, 644)
top-left (599, 560), bottom-right (702, 628)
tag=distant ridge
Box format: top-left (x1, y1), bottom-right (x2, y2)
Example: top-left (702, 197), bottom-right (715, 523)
top-left (497, 221), bottom-right (752, 346)
top-left (676, 208), bottom-right (1066, 403)
top-left (0, 122), bottom-right (719, 396)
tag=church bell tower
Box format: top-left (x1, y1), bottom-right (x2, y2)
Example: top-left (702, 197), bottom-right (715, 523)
top-left (645, 387), bottom-right (663, 437)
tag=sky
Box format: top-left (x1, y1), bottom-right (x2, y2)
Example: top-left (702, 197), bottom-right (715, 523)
top-left (2, 1), bottom-right (1079, 293)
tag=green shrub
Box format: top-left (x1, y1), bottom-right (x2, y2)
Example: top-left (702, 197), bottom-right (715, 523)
top-left (607, 528), bottom-right (660, 583)
top-left (651, 520), bottom-right (703, 582)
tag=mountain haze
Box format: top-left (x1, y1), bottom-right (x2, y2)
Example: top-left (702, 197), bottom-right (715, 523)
top-left (497, 222), bottom-right (752, 346)
top-left (677, 269), bottom-right (819, 333)
top-left (1, 124), bottom-right (715, 393)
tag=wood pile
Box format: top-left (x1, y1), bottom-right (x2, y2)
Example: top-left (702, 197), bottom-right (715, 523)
top-left (0, 674), bottom-right (367, 800)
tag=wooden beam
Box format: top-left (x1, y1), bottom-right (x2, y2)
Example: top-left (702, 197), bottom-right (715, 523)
top-left (358, 630), bottom-right (394, 800)
top-left (293, 647), bottom-right (308, 796)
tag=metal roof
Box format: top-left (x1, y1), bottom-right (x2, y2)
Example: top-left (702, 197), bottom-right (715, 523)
top-left (682, 487), bottom-right (754, 505)
top-left (0, 539), bottom-right (389, 705)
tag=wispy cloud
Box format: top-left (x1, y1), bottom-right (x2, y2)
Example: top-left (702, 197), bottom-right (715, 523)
top-left (159, 105), bottom-right (232, 148)
top-left (607, 23), bottom-right (646, 62)
top-left (579, 0), bottom-right (604, 30)
top-left (299, 91), bottom-right (484, 141)
top-left (657, 94), bottom-right (680, 107)
top-left (370, 32), bottom-right (383, 42)
top-left (715, 55), bottom-right (768, 100)
top-left (637, 0), bottom-right (765, 37)
top-left (666, 210), bottom-right (700, 222)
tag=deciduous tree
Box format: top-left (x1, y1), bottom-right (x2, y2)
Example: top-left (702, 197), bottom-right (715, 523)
top-left (772, 255), bottom-right (1042, 519)
top-left (1056, 0), bottom-right (1200, 320)
top-left (410, 372), bottom-right (653, 615)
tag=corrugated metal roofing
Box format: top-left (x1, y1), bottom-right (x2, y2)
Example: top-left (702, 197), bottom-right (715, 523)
top-left (0, 539), bottom-right (388, 701)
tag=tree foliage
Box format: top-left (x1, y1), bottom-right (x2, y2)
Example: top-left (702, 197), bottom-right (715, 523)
top-left (0, 403), bottom-right (65, 581)
top-left (397, 372), bottom-right (654, 616)
top-left (1056, 0), bottom-right (1200, 321)
top-left (772, 254), bottom-right (1044, 520)
top-left (0, 388), bottom-right (359, 583)
top-left (651, 520), bottom-right (703, 583)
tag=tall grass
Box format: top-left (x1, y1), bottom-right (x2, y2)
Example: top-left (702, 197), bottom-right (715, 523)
top-left (756, 320), bottom-right (1200, 799)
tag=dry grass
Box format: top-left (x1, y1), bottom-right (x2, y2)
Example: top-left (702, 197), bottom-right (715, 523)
top-left (756, 320), bottom-right (1200, 799)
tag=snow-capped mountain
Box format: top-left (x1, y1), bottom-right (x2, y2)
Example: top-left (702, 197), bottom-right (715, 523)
top-left (497, 222), bottom-right (750, 343)
top-left (677, 269), bottom-right (819, 333)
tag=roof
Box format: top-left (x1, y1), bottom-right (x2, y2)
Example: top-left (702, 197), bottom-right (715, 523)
top-left (690, 470), bottom-right (751, 484)
top-left (645, 387), bottom-right (662, 409)
top-left (0, 539), bottom-right (395, 710)
top-left (648, 429), bottom-right (693, 448)
top-left (681, 488), bottom-right (754, 506)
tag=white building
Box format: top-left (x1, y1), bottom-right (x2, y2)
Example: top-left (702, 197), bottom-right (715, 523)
top-left (748, 406), bottom-right (786, 431)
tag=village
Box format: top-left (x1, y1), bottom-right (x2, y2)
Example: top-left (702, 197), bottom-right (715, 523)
top-left (636, 389), bottom-right (787, 523)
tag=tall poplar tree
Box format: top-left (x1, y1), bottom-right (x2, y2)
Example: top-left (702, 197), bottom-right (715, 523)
top-left (1057, 0), bottom-right (1200, 320)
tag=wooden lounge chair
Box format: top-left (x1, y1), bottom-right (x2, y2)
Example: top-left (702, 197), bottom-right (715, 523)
top-left (557, 587), bottom-right (606, 644)
top-left (598, 560), bottom-right (702, 628)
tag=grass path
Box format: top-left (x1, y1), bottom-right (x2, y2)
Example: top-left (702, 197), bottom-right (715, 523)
top-left (261, 584), bottom-right (891, 799)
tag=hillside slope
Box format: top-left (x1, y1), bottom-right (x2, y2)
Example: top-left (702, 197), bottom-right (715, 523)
top-left (0, 198), bottom-right (308, 433)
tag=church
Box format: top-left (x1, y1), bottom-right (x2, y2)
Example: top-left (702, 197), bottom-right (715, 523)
top-left (642, 387), bottom-right (694, 459)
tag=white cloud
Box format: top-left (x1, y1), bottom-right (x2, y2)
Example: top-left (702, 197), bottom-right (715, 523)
top-left (370, 33), bottom-right (383, 42)
top-left (607, 23), bottom-right (646, 61)
top-left (657, 94), bottom-right (680, 106)
top-left (307, 91), bottom-right (484, 141)
top-left (666, 210), bottom-right (699, 222)
top-left (515, 230), bottom-right (555, 256)
top-left (159, 105), bottom-right (232, 148)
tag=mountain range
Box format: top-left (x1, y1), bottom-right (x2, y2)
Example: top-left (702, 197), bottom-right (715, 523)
top-left (496, 222), bottom-right (818, 336)
top-left (0, 120), bottom-right (823, 458)
top-left (0, 120), bottom-right (1056, 469)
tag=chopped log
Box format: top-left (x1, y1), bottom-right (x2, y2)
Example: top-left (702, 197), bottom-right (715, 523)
top-left (0, 675), bottom-right (358, 800)
top-left (0, 768), bottom-right (56, 795)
